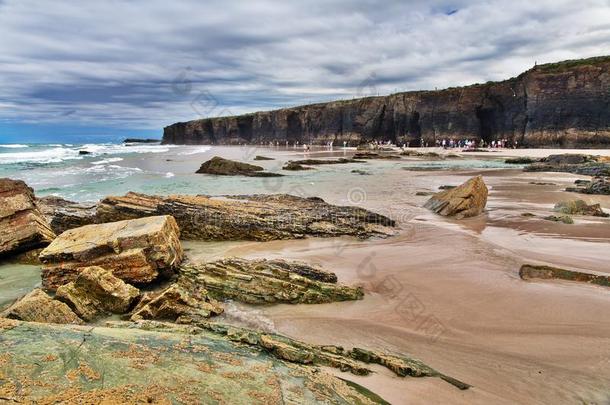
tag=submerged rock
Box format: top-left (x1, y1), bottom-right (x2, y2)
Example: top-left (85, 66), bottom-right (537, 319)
top-left (351, 169), bottom-right (370, 175)
top-left (1, 288), bottom-right (83, 324)
top-left (97, 192), bottom-right (395, 241)
top-left (504, 157), bottom-right (540, 164)
top-left (553, 200), bottom-right (608, 217)
top-left (129, 279), bottom-right (223, 323)
top-left (282, 161), bottom-right (315, 171)
top-left (39, 215), bottom-right (183, 290)
top-left (37, 195), bottom-right (97, 235)
top-left (181, 258), bottom-right (361, 305)
top-left (0, 319), bottom-right (389, 404)
top-left (196, 156), bottom-right (283, 177)
top-left (253, 155), bottom-right (274, 160)
top-left (519, 264), bottom-right (610, 288)
top-left (55, 266), bottom-right (140, 321)
top-left (0, 178), bottom-right (55, 258)
top-left (424, 175), bottom-right (488, 219)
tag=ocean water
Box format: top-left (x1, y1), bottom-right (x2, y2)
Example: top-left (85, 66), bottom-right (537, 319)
top-left (0, 142), bottom-right (516, 203)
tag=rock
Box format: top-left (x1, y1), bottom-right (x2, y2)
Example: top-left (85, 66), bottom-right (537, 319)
top-left (288, 158), bottom-right (362, 165)
top-left (505, 157), bottom-right (539, 164)
top-left (519, 264), bottom-right (610, 288)
top-left (123, 138), bottom-right (160, 143)
top-left (1, 288), bottom-right (83, 324)
top-left (543, 215), bottom-right (574, 224)
top-left (196, 156), bottom-right (283, 177)
top-left (0, 178), bottom-right (56, 258)
top-left (10, 248), bottom-right (43, 265)
top-left (253, 155), bottom-right (274, 160)
top-left (438, 185), bottom-right (456, 190)
top-left (282, 161), bottom-right (315, 171)
top-left (37, 195), bottom-right (97, 234)
top-left (55, 266), bottom-right (140, 321)
top-left (565, 177), bottom-right (610, 195)
top-left (39, 215), bottom-right (183, 291)
top-left (181, 258), bottom-right (361, 305)
top-left (162, 56), bottom-right (610, 148)
top-left (424, 175), bottom-right (488, 219)
top-left (354, 152), bottom-right (401, 159)
top-left (553, 200), bottom-right (608, 217)
top-left (351, 169), bottom-right (370, 175)
top-left (0, 320), bottom-right (388, 404)
top-left (524, 154), bottom-right (610, 176)
top-left (78, 150), bottom-right (91, 155)
top-left (521, 212), bottom-right (536, 217)
top-left (529, 181), bottom-right (556, 186)
top-left (97, 192), bottom-right (395, 241)
top-left (416, 191), bottom-right (435, 196)
top-left (129, 279), bottom-right (223, 323)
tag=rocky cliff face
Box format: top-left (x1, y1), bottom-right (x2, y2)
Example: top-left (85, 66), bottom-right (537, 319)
top-left (163, 56), bottom-right (610, 148)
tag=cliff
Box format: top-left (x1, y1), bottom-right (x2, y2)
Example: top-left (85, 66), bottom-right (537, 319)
top-left (163, 56), bottom-right (610, 148)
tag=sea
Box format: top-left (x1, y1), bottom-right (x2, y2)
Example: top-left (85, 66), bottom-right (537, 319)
top-left (0, 142), bottom-right (517, 203)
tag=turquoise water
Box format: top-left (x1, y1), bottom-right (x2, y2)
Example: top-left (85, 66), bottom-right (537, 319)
top-left (0, 143), bottom-right (515, 203)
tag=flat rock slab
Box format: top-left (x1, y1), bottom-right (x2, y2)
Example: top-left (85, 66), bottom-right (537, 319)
top-left (0, 319), bottom-right (389, 404)
top-left (519, 264), bottom-right (610, 288)
top-left (181, 258), bottom-right (362, 304)
top-left (39, 215), bottom-right (183, 290)
top-left (97, 192), bottom-right (396, 241)
top-left (0, 178), bottom-right (55, 258)
top-left (0, 288), bottom-right (83, 324)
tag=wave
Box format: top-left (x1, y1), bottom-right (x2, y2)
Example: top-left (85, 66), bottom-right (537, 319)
top-left (0, 147), bottom-right (83, 164)
top-left (91, 157), bottom-right (124, 165)
top-left (178, 146), bottom-right (211, 155)
top-left (0, 144), bottom-right (29, 148)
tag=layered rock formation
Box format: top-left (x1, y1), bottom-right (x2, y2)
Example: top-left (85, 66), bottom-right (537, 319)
top-left (180, 258), bottom-right (362, 305)
top-left (163, 56), bottom-right (610, 148)
top-left (39, 215), bottom-right (183, 290)
top-left (37, 196), bottom-right (97, 235)
top-left (97, 192), bottom-right (395, 241)
top-left (524, 154), bottom-right (610, 176)
top-left (0, 178), bottom-right (55, 258)
top-left (1, 289), bottom-right (83, 324)
top-left (424, 175), bottom-right (488, 219)
top-left (196, 156), bottom-right (283, 177)
top-left (55, 266), bottom-right (141, 321)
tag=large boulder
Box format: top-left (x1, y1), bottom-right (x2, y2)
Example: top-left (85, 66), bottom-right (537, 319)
top-left (39, 215), bottom-right (183, 290)
top-left (0, 178), bottom-right (55, 258)
top-left (196, 156), bottom-right (283, 177)
top-left (1, 288), bottom-right (83, 324)
top-left (424, 175), bottom-right (488, 219)
top-left (97, 192), bottom-right (395, 241)
top-left (55, 266), bottom-right (140, 321)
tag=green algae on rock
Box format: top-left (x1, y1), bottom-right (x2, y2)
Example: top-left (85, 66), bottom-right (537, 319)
top-left (553, 200), bottom-right (608, 217)
top-left (519, 264), bottom-right (610, 288)
top-left (180, 258), bottom-right (362, 305)
top-left (0, 319), bottom-right (388, 404)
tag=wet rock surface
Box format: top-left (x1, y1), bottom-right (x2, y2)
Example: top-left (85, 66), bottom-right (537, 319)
top-left (0, 319), bottom-right (389, 404)
top-left (55, 266), bottom-right (141, 321)
top-left (196, 156), bottom-right (283, 177)
top-left (97, 192), bottom-right (395, 241)
top-left (39, 215), bottom-right (183, 290)
top-left (0, 288), bottom-right (83, 324)
top-left (180, 258), bottom-right (360, 305)
top-left (565, 177), bottom-right (610, 195)
top-left (0, 178), bottom-right (55, 258)
top-left (520, 264), bottom-right (610, 288)
top-left (282, 161), bottom-right (315, 171)
top-left (424, 175), bottom-right (488, 219)
top-left (543, 214), bottom-right (574, 224)
top-left (524, 154), bottom-right (610, 176)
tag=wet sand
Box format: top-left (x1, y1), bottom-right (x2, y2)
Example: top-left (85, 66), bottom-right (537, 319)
top-left (185, 147), bottom-right (610, 404)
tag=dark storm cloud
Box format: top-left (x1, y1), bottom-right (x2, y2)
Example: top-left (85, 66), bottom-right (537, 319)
top-left (0, 0), bottom-right (609, 129)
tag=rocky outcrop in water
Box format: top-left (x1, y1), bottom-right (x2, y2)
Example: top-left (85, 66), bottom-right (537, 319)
top-left (196, 156), bottom-right (283, 177)
top-left (519, 264), bottom-right (610, 288)
top-left (524, 154), bottom-right (610, 176)
top-left (181, 258), bottom-right (361, 305)
top-left (39, 215), bottom-right (183, 290)
top-left (565, 177), bottom-right (610, 195)
top-left (553, 200), bottom-right (608, 217)
top-left (1, 289), bottom-right (83, 324)
top-left (162, 56), bottom-right (610, 148)
top-left (97, 192), bottom-right (395, 241)
top-left (0, 178), bottom-right (55, 258)
top-left (55, 266), bottom-right (141, 321)
top-left (424, 175), bottom-right (488, 219)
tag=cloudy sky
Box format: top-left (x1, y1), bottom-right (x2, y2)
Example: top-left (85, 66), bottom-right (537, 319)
top-left (1, 0), bottom-right (609, 142)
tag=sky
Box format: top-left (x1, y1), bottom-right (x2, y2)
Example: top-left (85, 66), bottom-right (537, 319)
top-left (1, 0), bottom-right (609, 143)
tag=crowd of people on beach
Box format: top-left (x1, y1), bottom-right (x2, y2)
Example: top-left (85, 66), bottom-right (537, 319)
top-left (257, 137), bottom-right (518, 150)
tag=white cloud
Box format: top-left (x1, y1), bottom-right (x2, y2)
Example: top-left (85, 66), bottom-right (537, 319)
top-left (0, 0), bottom-right (608, 129)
